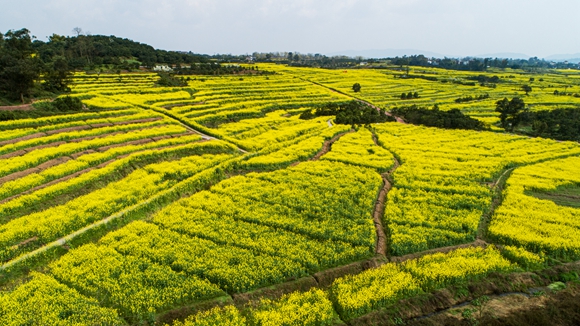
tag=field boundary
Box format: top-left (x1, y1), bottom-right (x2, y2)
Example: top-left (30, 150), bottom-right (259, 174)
top-left (311, 129), bottom-right (354, 161)
top-left (297, 77), bottom-right (406, 123)
top-left (0, 157), bottom-right (242, 272)
top-left (0, 138), bottom-right (205, 205)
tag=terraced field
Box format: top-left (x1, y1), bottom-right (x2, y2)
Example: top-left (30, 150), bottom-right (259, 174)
top-left (1, 67), bottom-right (580, 325)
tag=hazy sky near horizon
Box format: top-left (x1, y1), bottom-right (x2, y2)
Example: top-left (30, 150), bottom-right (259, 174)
top-left (1, 0), bottom-right (579, 58)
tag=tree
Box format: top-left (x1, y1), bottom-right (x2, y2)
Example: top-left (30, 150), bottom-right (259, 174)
top-left (495, 97), bottom-right (526, 132)
top-left (43, 56), bottom-right (72, 92)
top-left (352, 83), bottom-right (361, 92)
top-left (522, 84), bottom-right (532, 95)
top-left (72, 27), bottom-right (83, 37)
top-left (0, 28), bottom-right (41, 102)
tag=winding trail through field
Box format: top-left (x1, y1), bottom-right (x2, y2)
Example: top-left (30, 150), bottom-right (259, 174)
top-left (370, 133), bottom-right (401, 257)
top-left (310, 129), bottom-right (354, 161)
top-left (477, 167), bottom-right (515, 240)
top-left (298, 77), bottom-right (406, 123)
top-left (372, 159), bottom-right (400, 257)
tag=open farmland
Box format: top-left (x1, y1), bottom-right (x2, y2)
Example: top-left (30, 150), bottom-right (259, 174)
top-left (1, 66), bottom-right (580, 325)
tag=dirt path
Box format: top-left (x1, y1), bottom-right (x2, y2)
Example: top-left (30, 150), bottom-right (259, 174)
top-left (311, 130), bottom-right (354, 161)
top-left (0, 104), bottom-right (34, 111)
top-left (477, 167), bottom-right (515, 240)
top-left (373, 166), bottom-right (395, 256)
top-left (370, 133), bottom-right (401, 257)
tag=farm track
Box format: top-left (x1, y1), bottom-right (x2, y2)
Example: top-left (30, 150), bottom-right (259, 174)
top-left (371, 133), bottom-right (401, 257)
top-left (477, 167), bottom-right (515, 241)
top-left (298, 77), bottom-right (406, 123)
top-left (0, 104), bottom-right (34, 111)
top-left (104, 95), bottom-right (251, 153)
top-left (311, 129), bottom-right (354, 161)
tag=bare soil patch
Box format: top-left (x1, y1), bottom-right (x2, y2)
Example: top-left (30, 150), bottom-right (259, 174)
top-left (0, 104), bottom-right (34, 111)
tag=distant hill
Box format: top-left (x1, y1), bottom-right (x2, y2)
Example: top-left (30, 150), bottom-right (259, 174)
top-left (327, 49), bottom-right (447, 59)
top-left (545, 53), bottom-right (580, 63)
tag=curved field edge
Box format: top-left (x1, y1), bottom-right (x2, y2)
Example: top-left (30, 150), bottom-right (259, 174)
top-left (3, 67), bottom-right (580, 324)
top-left (154, 247), bottom-right (580, 326)
top-left (0, 130), bottom-right (388, 325)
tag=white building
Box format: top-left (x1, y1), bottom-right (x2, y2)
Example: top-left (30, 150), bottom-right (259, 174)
top-left (153, 65), bottom-right (173, 72)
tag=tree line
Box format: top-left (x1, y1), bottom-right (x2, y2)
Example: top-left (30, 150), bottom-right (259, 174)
top-left (390, 105), bottom-right (486, 130)
top-left (495, 97), bottom-right (580, 141)
top-left (300, 101), bottom-right (395, 126)
top-left (35, 29), bottom-right (209, 70)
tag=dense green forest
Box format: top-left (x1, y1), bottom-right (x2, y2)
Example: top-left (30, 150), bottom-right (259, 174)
top-left (32, 33), bottom-right (209, 70)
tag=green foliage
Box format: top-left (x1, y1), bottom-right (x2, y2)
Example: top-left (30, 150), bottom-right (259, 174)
top-left (0, 110), bottom-right (15, 121)
top-left (352, 82), bottom-right (361, 92)
top-left (525, 109), bottom-right (580, 141)
top-left (300, 101), bottom-right (393, 125)
top-left (156, 73), bottom-right (188, 87)
top-left (495, 97), bottom-right (526, 132)
top-left (175, 63), bottom-right (274, 76)
top-left (455, 93), bottom-right (489, 103)
top-left (391, 105), bottom-right (486, 130)
top-left (0, 28), bottom-right (41, 102)
top-left (34, 33), bottom-right (208, 69)
top-left (299, 109), bottom-right (315, 120)
top-left (548, 282), bottom-right (566, 291)
top-left (42, 56), bottom-right (72, 92)
top-left (400, 92), bottom-right (419, 100)
top-left (52, 96), bottom-right (83, 111)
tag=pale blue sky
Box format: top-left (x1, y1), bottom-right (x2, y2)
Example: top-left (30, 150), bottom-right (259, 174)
top-left (1, 0), bottom-right (579, 58)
